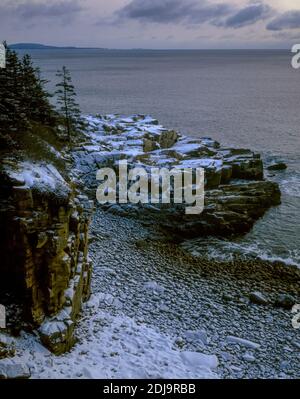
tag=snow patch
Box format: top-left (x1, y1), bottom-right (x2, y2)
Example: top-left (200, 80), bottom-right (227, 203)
top-left (12, 293), bottom-right (219, 379)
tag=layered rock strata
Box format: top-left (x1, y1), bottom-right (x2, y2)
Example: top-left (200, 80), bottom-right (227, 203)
top-left (0, 160), bottom-right (93, 354)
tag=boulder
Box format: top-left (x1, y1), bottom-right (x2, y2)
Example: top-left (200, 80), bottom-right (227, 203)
top-left (0, 362), bottom-right (31, 379)
top-left (267, 162), bottom-right (287, 171)
top-left (249, 291), bottom-right (268, 306)
top-left (159, 130), bottom-right (178, 149)
top-left (274, 294), bottom-right (296, 310)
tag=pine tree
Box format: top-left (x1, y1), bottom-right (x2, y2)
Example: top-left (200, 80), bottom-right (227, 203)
top-left (20, 54), bottom-right (54, 125)
top-left (0, 42), bottom-right (29, 135)
top-left (55, 66), bottom-right (81, 143)
top-left (0, 44), bottom-right (57, 144)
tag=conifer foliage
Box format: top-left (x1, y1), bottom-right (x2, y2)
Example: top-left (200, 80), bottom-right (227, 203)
top-left (55, 66), bottom-right (81, 144)
top-left (0, 42), bottom-right (55, 142)
top-left (20, 54), bottom-right (54, 125)
top-left (0, 43), bottom-right (28, 135)
top-left (0, 42), bottom-right (82, 148)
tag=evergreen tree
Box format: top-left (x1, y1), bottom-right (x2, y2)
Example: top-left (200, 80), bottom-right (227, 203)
top-left (0, 42), bottom-right (57, 144)
top-left (0, 42), bottom-right (29, 135)
top-left (20, 55), bottom-right (54, 125)
top-left (55, 66), bottom-right (81, 143)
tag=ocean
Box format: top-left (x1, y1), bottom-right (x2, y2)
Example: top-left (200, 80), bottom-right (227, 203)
top-left (18, 49), bottom-right (300, 267)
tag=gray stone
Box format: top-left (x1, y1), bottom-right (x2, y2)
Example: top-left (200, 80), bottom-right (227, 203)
top-left (249, 291), bottom-right (268, 306)
top-left (243, 353), bottom-right (256, 362)
top-left (226, 336), bottom-right (260, 350)
top-left (184, 329), bottom-right (208, 345)
top-left (274, 294), bottom-right (296, 310)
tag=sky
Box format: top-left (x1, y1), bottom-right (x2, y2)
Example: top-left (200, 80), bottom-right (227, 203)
top-left (0, 0), bottom-right (300, 49)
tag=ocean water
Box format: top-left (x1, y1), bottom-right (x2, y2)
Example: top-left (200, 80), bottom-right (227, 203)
top-left (19, 49), bottom-right (300, 266)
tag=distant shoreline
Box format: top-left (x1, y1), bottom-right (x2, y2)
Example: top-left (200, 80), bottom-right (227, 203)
top-left (9, 43), bottom-right (289, 51)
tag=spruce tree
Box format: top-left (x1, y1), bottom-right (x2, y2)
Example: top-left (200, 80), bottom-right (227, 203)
top-left (0, 42), bottom-right (28, 135)
top-left (0, 43), bottom-right (57, 144)
top-left (55, 66), bottom-right (81, 143)
top-left (20, 54), bottom-right (54, 125)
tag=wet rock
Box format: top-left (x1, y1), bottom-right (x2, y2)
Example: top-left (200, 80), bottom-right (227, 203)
top-left (267, 162), bottom-right (287, 171)
top-left (249, 291), bottom-right (268, 306)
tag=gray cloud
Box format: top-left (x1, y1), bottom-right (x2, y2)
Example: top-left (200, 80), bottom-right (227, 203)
top-left (266, 10), bottom-right (300, 31)
top-left (223, 3), bottom-right (272, 28)
top-left (0, 0), bottom-right (83, 20)
top-left (116, 0), bottom-right (233, 25)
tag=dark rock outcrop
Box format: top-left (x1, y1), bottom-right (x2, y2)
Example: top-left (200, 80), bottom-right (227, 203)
top-left (0, 160), bottom-right (93, 354)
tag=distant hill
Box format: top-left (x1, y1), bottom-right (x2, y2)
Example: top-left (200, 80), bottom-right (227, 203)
top-left (9, 43), bottom-right (78, 50)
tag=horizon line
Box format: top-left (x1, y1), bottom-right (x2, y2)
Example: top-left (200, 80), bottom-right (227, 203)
top-left (9, 43), bottom-right (291, 51)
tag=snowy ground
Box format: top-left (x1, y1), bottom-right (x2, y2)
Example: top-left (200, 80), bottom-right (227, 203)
top-left (5, 208), bottom-right (299, 379)
top-left (6, 296), bottom-right (218, 379)
top-left (7, 304), bottom-right (217, 379)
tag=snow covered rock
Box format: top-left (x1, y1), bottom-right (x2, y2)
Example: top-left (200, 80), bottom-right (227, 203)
top-left (0, 361), bottom-right (30, 379)
top-left (181, 351), bottom-right (219, 369)
top-left (75, 114), bottom-right (281, 239)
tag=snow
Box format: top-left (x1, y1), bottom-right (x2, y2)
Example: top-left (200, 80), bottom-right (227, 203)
top-left (172, 143), bottom-right (204, 154)
top-left (176, 158), bottom-right (223, 170)
top-left (83, 145), bottom-right (101, 153)
top-left (6, 162), bottom-right (70, 198)
top-left (12, 293), bottom-right (219, 379)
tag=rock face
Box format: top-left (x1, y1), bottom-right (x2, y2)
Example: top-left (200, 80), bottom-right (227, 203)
top-left (74, 114), bottom-right (281, 238)
top-left (0, 160), bottom-right (93, 354)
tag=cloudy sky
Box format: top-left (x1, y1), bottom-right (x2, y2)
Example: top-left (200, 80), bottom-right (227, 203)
top-left (1, 0), bottom-right (300, 48)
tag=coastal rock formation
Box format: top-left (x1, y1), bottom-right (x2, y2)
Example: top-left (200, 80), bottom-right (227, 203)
top-left (74, 114), bottom-right (280, 238)
top-left (0, 160), bottom-right (93, 354)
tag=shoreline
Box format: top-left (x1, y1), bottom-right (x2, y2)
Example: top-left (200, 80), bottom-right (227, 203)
top-left (6, 207), bottom-right (300, 379)
top-left (1, 112), bottom-right (298, 378)
top-left (88, 208), bottom-right (300, 379)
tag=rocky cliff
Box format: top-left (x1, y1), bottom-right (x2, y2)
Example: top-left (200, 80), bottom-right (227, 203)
top-left (0, 159), bottom-right (93, 354)
top-left (74, 114), bottom-right (281, 238)
top-left (0, 114), bottom-right (282, 357)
